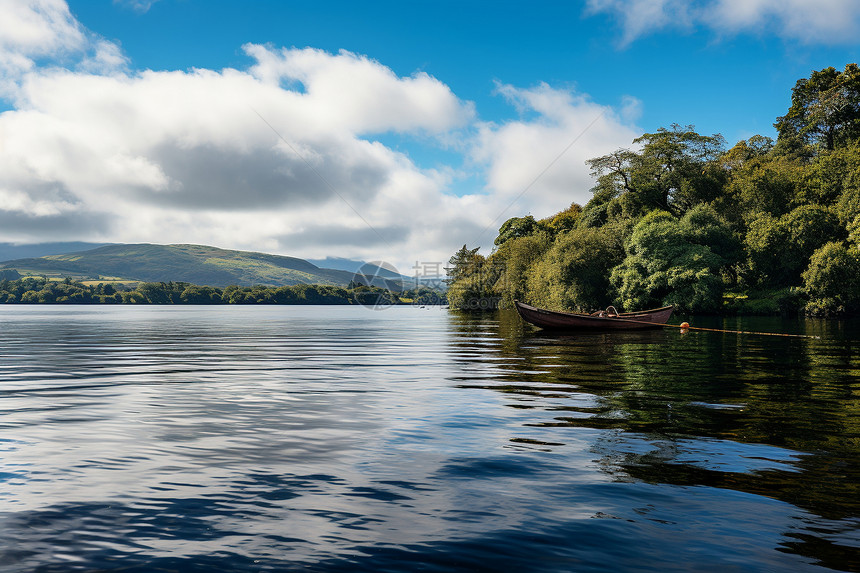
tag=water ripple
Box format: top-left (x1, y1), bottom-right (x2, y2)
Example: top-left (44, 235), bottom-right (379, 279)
top-left (0, 307), bottom-right (857, 571)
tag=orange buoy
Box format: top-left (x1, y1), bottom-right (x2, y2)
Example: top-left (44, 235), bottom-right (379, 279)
top-left (680, 322), bottom-right (690, 329)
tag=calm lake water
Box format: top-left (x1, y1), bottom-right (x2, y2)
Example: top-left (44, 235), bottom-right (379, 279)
top-left (0, 305), bottom-right (858, 572)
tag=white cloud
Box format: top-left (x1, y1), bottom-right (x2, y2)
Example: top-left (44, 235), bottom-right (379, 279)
top-left (113, 0), bottom-right (160, 13)
top-left (0, 0), bottom-right (129, 99)
top-left (0, 0), bottom-right (84, 56)
top-left (0, 61), bottom-right (480, 267)
top-left (245, 45), bottom-right (474, 135)
top-left (0, 1), bottom-right (640, 272)
top-left (0, 3), bottom-right (488, 270)
top-left (0, 0), bottom-right (85, 81)
top-left (471, 83), bottom-right (640, 227)
top-left (79, 39), bottom-right (130, 73)
top-left (707, 0), bottom-right (860, 43)
top-left (585, 0), bottom-right (694, 46)
top-left (586, 0), bottom-right (860, 45)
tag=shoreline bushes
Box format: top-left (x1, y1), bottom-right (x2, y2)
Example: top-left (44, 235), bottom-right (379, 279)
top-left (0, 278), bottom-right (446, 307)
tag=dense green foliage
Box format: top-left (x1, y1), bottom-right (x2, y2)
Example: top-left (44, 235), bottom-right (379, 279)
top-left (0, 277), bottom-right (445, 306)
top-left (448, 64), bottom-right (860, 316)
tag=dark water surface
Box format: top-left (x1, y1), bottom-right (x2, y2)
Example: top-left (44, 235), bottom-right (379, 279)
top-left (0, 306), bottom-right (858, 572)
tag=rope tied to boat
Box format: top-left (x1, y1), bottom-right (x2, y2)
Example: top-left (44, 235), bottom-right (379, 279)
top-left (607, 316), bottom-right (822, 339)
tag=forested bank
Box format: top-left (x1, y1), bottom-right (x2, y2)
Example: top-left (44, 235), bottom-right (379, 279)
top-left (447, 64), bottom-right (860, 316)
top-left (0, 277), bottom-right (446, 306)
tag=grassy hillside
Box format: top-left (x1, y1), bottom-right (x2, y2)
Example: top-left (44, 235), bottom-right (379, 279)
top-left (0, 243), bottom-right (365, 287)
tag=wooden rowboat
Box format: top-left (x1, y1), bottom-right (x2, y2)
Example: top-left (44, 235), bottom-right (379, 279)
top-left (514, 300), bottom-right (673, 331)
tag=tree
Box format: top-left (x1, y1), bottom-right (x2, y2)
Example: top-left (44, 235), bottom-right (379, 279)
top-left (819, 141), bottom-right (860, 226)
top-left (272, 286), bottom-right (298, 304)
top-left (587, 124), bottom-right (727, 217)
top-left (136, 282), bottom-right (172, 304)
top-left (776, 63), bottom-right (860, 151)
top-left (527, 226), bottom-right (624, 312)
top-left (121, 291), bottom-right (150, 304)
top-left (21, 290), bottom-right (40, 303)
top-left (721, 135), bottom-right (774, 169)
top-left (181, 285), bottom-right (220, 304)
top-left (227, 287), bottom-right (251, 304)
top-left (494, 216), bottom-right (545, 247)
top-left (490, 231), bottom-right (552, 307)
top-left (745, 205), bottom-right (842, 287)
top-left (445, 246), bottom-right (499, 310)
top-left (577, 186), bottom-right (614, 228)
top-left (802, 241), bottom-right (860, 315)
top-left (721, 146), bottom-right (808, 219)
top-left (446, 245), bottom-right (483, 285)
top-left (544, 203), bottom-right (582, 235)
top-left (446, 269), bottom-right (498, 310)
top-left (849, 215), bottom-right (860, 248)
top-left (609, 208), bottom-right (731, 312)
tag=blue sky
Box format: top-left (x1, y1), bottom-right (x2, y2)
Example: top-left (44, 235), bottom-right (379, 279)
top-left (1, 0), bottom-right (859, 271)
top-left (67, 0), bottom-right (856, 144)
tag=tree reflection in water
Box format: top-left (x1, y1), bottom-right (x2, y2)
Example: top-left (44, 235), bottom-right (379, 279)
top-left (448, 309), bottom-right (860, 570)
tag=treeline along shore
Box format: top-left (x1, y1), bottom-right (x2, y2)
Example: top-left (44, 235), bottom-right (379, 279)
top-left (447, 64), bottom-right (860, 316)
top-left (0, 277), bottom-right (446, 306)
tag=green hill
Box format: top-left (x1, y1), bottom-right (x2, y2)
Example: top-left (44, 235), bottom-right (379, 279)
top-left (0, 243), bottom-right (366, 287)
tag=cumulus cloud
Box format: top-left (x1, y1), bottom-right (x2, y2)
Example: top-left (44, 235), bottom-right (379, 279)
top-left (0, 0), bottom-right (639, 270)
top-left (0, 0), bottom-right (85, 83)
top-left (586, 0), bottom-right (860, 45)
top-left (0, 0), bottom-right (84, 56)
top-left (0, 1), bottom-right (482, 269)
top-left (245, 45), bottom-right (475, 135)
top-left (471, 83), bottom-right (640, 229)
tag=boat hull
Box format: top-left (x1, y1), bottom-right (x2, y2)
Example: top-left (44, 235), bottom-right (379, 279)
top-left (514, 301), bottom-right (673, 331)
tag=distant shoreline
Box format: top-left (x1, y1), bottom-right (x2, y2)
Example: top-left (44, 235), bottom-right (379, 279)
top-left (0, 277), bottom-right (447, 307)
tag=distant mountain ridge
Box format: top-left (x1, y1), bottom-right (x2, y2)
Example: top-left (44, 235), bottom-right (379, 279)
top-left (305, 257), bottom-right (409, 280)
top-left (0, 242), bottom-right (113, 262)
top-left (0, 243), bottom-right (402, 288)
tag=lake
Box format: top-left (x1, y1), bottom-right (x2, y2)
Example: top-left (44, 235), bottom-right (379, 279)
top-left (0, 305), bottom-right (858, 572)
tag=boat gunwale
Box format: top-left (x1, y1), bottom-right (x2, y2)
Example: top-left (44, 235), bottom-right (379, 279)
top-left (514, 300), bottom-right (674, 320)
top-left (513, 300), bottom-right (674, 330)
